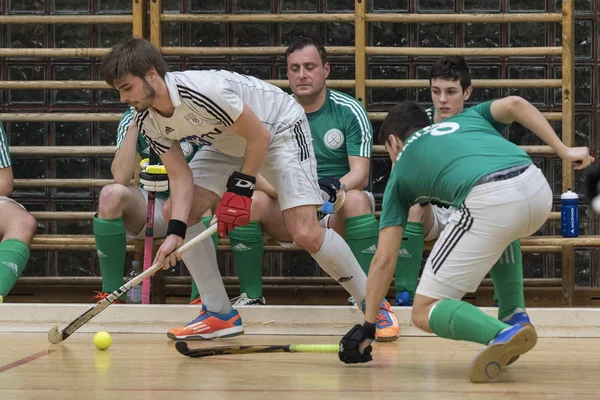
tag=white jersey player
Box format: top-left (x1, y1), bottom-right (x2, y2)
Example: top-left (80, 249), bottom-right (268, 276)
top-left (101, 38), bottom-right (395, 340)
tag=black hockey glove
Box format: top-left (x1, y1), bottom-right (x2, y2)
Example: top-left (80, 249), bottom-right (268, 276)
top-left (339, 322), bottom-right (375, 364)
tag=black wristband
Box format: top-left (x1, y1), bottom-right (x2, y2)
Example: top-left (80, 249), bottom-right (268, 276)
top-left (226, 171), bottom-right (256, 198)
top-left (363, 322), bottom-right (376, 340)
top-left (166, 219), bottom-right (187, 239)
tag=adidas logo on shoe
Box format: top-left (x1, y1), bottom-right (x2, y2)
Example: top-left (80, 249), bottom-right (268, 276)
top-left (398, 248), bottom-right (411, 258)
top-left (1, 261), bottom-right (19, 277)
top-left (232, 243), bottom-right (251, 251)
top-left (362, 245), bottom-right (377, 254)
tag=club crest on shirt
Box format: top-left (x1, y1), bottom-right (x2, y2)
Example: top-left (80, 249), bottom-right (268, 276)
top-left (185, 113), bottom-right (203, 126)
top-left (324, 128), bottom-right (345, 150)
top-left (179, 140), bottom-right (194, 157)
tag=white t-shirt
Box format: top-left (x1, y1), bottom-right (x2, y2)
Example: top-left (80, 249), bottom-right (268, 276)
top-left (134, 70), bottom-right (305, 158)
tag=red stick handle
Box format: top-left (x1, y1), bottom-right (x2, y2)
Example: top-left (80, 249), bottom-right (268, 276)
top-left (142, 192), bottom-right (155, 304)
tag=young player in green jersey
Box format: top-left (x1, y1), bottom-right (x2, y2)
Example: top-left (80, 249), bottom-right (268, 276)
top-left (396, 57), bottom-right (522, 319)
top-left (339, 98), bottom-right (593, 382)
top-left (0, 122), bottom-right (37, 303)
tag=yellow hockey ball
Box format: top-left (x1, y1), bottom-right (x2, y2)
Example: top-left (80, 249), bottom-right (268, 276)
top-left (93, 331), bottom-right (112, 350)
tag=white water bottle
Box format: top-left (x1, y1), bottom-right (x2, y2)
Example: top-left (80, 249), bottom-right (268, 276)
top-left (126, 261), bottom-right (143, 304)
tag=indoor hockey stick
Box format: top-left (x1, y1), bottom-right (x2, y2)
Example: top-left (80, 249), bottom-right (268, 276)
top-left (142, 189), bottom-right (155, 304)
top-left (47, 223), bottom-right (218, 344)
top-left (175, 341), bottom-right (340, 358)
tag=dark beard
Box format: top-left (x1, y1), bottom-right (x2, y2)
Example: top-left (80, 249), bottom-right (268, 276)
top-left (135, 80), bottom-right (157, 112)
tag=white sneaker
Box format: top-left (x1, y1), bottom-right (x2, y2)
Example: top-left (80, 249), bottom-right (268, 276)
top-left (231, 293), bottom-right (266, 306)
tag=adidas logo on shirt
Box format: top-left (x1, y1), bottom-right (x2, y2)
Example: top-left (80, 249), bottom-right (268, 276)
top-left (165, 126), bottom-right (175, 134)
top-left (361, 245), bottom-right (377, 254)
top-left (97, 250), bottom-right (107, 258)
top-left (398, 249), bottom-right (411, 258)
top-left (232, 243), bottom-right (251, 252)
top-left (1, 261), bottom-right (19, 277)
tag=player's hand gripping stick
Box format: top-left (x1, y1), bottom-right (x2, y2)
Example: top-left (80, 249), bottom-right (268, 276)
top-left (215, 171), bottom-right (255, 237)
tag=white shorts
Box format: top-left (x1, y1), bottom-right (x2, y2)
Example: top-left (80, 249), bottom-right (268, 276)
top-left (188, 117), bottom-right (322, 211)
top-left (126, 188), bottom-right (168, 240)
top-left (319, 190), bottom-right (375, 228)
top-left (424, 205), bottom-right (455, 241)
top-left (416, 165), bottom-right (551, 300)
top-left (0, 196), bottom-right (26, 210)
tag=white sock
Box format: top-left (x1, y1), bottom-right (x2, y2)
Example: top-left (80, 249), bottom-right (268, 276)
top-left (311, 228), bottom-right (367, 305)
top-left (181, 221), bottom-right (232, 315)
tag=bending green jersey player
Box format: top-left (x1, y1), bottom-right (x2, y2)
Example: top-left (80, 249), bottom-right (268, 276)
top-left (0, 122), bottom-right (37, 303)
top-left (339, 97), bottom-right (593, 383)
top-left (395, 56), bottom-right (525, 314)
top-left (93, 107), bottom-right (202, 302)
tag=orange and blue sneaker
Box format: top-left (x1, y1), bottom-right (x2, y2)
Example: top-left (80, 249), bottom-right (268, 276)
top-left (167, 304), bottom-right (244, 340)
top-left (92, 291), bottom-right (125, 304)
top-left (469, 324), bottom-right (537, 383)
top-left (374, 300), bottom-right (401, 342)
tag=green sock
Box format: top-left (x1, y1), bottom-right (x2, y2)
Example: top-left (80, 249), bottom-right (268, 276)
top-left (395, 221), bottom-right (424, 299)
top-left (190, 279), bottom-right (200, 302)
top-left (0, 239), bottom-right (30, 297)
top-left (228, 222), bottom-right (264, 299)
top-left (490, 240), bottom-right (525, 320)
top-left (344, 214), bottom-right (379, 275)
top-left (429, 298), bottom-right (510, 345)
top-left (189, 217), bottom-right (220, 301)
top-left (93, 216), bottom-right (126, 298)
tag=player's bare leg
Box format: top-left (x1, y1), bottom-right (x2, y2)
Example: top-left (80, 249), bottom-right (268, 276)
top-left (326, 189), bottom-right (372, 237)
top-left (98, 184), bottom-right (148, 232)
top-left (0, 201), bottom-right (36, 301)
top-left (249, 190), bottom-right (292, 242)
top-left (283, 204), bottom-right (400, 341)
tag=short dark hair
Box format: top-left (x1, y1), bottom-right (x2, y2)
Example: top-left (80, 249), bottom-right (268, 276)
top-left (429, 56), bottom-right (471, 92)
top-left (378, 101), bottom-right (431, 144)
top-left (101, 38), bottom-right (168, 87)
top-left (285, 36), bottom-right (328, 65)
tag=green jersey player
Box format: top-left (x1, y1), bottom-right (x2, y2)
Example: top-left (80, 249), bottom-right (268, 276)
top-left (93, 107), bottom-right (202, 302)
top-left (0, 122), bottom-right (37, 303)
top-left (339, 97), bottom-right (593, 383)
top-left (395, 57), bottom-right (526, 324)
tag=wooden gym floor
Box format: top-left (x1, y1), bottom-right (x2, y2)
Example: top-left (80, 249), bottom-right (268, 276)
top-left (0, 333), bottom-right (598, 400)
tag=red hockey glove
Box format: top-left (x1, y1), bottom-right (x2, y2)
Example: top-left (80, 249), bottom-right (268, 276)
top-left (215, 171), bottom-right (255, 237)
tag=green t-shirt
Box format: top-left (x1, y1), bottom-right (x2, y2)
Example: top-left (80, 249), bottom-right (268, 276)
top-left (116, 107), bottom-right (201, 199)
top-left (380, 100), bottom-right (532, 230)
top-left (307, 89), bottom-right (373, 182)
top-left (0, 122), bottom-right (10, 169)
